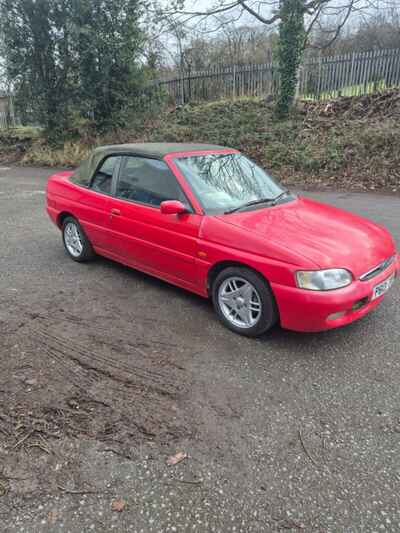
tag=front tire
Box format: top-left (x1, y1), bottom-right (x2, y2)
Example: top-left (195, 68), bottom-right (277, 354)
top-left (62, 216), bottom-right (94, 262)
top-left (212, 267), bottom-right (278, 337)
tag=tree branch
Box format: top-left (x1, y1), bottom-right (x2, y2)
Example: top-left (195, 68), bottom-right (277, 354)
top-left (237, 0), bottom-right (280, 24)
top-left (150, 2), bottom-right (241, 19)
top-left (310, 0), bottom-right (355, 49)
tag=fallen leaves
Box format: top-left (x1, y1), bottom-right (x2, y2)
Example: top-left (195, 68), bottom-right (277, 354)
top-left (166, 451), bottom-right (188, 466)
top-left (48, 510), bottom-right (59, 525)
top-left (111, 499), bottom-right (126, 512)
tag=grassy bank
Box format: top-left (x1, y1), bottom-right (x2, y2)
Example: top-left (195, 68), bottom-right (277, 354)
top-left (1, 90), bottom-right (399, 192)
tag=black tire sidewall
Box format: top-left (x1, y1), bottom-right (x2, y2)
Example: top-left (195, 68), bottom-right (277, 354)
top-left (62, 217), bottom-right (93, 262)
top-left (212, 267), bottom-right (278, 337)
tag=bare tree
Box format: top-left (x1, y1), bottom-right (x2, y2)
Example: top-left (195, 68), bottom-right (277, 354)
top-left (312, 5), bottom-right (400, 54)
top-left (179, 24), bottom-right (276, 70)
top-left (153, 0), bottom-right (375, 114)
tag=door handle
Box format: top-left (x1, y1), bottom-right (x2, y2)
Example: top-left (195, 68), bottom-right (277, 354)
top-left (110, 208), bottom-right (121, 216)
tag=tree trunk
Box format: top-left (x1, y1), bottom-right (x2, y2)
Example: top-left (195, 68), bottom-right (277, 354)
top-left (276, 0), bottom-right (305, 116)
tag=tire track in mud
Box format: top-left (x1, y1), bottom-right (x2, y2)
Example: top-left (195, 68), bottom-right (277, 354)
top-left (1, 303), bottom-right (195, 445)
top-left (54, 309), bottom-right (182, 347)
top-left (33, 325), bottom-right (182, 395)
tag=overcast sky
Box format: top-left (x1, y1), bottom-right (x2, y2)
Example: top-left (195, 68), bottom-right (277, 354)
top-left (164, 0), bottom-right (385, 31)
top-left (166, 0), bottom-right (267, 30)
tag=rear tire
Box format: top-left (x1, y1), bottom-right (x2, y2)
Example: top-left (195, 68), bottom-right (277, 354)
top-left (212, 267), bottom-right (278, 337)
top-left (62, 216), bottom-right (94, 262)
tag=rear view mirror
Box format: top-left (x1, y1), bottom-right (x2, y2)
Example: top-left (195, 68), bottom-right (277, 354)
top-left (160, 200), bottom-right (188, 215)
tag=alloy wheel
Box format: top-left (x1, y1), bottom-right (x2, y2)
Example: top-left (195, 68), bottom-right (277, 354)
top-left (218, 276), bottom-right (262, 329)
top-left (64, 222), bottom-right (83, 257)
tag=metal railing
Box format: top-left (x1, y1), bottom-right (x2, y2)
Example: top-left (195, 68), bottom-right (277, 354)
top-left (155, 48), bottom-right (400, 104)
top-left (0, 95), bottom-right (17, 129)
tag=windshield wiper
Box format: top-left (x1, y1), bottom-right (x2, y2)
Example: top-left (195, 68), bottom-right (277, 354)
top-left (271, 190), bottom-right (290, 205)
top-left (224, 190), bottom-right (290, 214)
top-left (224, 197), bottom-right (275, 214)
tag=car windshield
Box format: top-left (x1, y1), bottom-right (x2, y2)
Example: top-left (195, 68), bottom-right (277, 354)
top-left (174, 153), bottom-right (288, 214)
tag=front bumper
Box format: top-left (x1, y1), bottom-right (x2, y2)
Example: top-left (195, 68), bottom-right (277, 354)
top-left (271, 255), bottom-right (399, 332)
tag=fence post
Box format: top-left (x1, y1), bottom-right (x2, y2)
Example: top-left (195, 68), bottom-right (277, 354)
top-left (179, 55), bottom-right (185, 106)
top-left (382, 49), bottom-right (391, 88)
top-left (9, 95), bottom-right (16, 127)
top-left (232, 64), bottom-right (236, 99)
top-left (392, 48), bottom-right (400, 87)
top-left (316, 53), bottom-right (322, 98)
top-left (349, 50), bottom-right (356, 96)
top-left (295, 62), bottom-right (303, 100)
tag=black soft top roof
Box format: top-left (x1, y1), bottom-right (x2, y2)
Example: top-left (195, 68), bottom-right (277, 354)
top-left (72, 143), bottom-right (232, 186)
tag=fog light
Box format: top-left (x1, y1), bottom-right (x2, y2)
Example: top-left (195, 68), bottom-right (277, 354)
top-left (327, 311), bottom-right (346, 321)
top-left (352, 297), bottom-right (369, 311)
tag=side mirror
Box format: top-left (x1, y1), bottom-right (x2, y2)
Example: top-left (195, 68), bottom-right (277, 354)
top-left (160, 200), bottom-right (188, 215)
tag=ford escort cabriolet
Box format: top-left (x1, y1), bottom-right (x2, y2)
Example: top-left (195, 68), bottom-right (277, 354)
top-left (46, 143), bottom-right (398, 336)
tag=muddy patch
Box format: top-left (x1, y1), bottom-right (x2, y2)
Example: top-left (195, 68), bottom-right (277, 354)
top-left (0, 302), bottom-right (195, 494)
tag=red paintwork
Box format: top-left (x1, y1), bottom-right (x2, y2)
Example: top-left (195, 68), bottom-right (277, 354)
top-left (160, 200), bottom-right (187, 215)
top-left (46, 150), bottom-right (399, 332)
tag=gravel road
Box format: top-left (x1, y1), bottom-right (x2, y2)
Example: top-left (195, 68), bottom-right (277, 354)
top-left (0, 166), bottom-right (399, 533)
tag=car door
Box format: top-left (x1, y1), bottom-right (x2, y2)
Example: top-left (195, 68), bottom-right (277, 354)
top-left (107, 155), bottom-right (202, 287)
top-left (77, 155), bottom-right (121, 251)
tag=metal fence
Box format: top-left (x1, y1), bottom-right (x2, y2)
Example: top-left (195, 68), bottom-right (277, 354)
top-left (156, 47), bottom-right (400, 104)
top-left (157, 62), bottom-right (280, 104)
top-left (0, 95), bottom-right (17, 129)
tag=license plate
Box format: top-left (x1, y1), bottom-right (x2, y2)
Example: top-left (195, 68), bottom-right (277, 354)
top-left (372, 273), bottom-right (395, 301)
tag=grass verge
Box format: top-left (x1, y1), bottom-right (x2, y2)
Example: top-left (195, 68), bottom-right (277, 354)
top-left (1, 91), bottom-right (399, 192)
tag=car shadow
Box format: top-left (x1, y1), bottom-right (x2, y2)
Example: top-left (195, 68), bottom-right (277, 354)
top-left (93, 255), bottom-right (212, 308)
top-left (85, 255), bottom-right (382, 354)
top-left (264, 311), bottom-right (375, 352)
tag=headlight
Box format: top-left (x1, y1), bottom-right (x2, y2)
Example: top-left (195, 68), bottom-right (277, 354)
top-left (296, 269), bottom-right (352, 291)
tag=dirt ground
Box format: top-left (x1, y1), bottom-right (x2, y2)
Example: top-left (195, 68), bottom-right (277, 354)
top-left (0, 166), bottom-right (400, 532)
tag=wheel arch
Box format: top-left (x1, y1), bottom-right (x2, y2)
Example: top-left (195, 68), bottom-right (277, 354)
top-left (208, 260), bottom-right (280, 333)
top-left (57, 211), bottom-right (75, 229)
top-left (207, 260), bottom-right (270, 295)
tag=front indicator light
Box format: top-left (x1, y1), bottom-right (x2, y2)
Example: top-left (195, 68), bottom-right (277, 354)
top-left (296, 269), bottom-right (352, 291)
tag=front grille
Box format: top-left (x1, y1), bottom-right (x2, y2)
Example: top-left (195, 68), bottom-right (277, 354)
top-left (359, 255), bottom-right (395, 281)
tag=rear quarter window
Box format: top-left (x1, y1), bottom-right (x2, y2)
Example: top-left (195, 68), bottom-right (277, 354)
top-left (70, 157), bottom-right (91, 187)
top-left (91, 156), bottom-right (120, 195)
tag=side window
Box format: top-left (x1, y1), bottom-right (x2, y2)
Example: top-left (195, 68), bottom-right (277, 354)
top-left (91, 156), bottom-right (119, 194)
top-left (116, 156), bottom-right (186, 207)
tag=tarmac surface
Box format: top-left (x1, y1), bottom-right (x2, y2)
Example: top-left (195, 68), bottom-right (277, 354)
top-left (0, 166), bottom-right (399, 532)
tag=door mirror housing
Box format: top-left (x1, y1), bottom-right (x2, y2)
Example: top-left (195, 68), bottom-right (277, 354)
top-left (160, 200), bottom-right (188, 215)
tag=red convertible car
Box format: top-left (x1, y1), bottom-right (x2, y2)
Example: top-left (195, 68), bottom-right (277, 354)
top-left (46, 143), bottom-right (398, 336)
